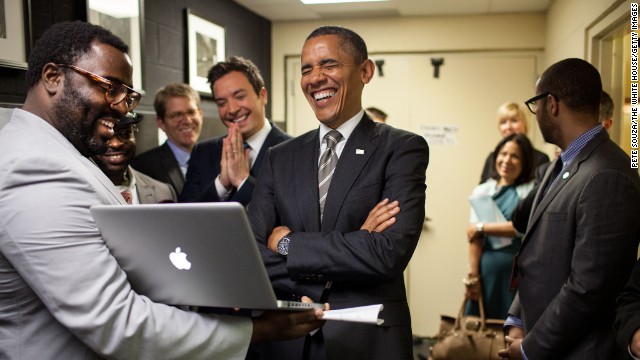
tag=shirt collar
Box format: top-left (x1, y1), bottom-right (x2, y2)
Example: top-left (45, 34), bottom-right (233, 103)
top-left (559, 124), bottom-right (603, 167)
top-left (116, 166), bottom-right (139, 204)
top-left (245, 118), bottom-right (271, 151)
top-left (318, 109), bottom-right (364, 146)
top-left (166, 139), bottom-right (191, 167)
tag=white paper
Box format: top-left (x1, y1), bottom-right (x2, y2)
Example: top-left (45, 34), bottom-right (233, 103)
top-left (468, 194), bottom-right (512, 249)
top-left (321, 304), bottom-right (384, 325)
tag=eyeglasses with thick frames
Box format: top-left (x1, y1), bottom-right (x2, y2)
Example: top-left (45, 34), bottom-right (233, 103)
top-left (113, 124), bottom-right (138, 141)
top-left (56, 64), bottom-right (141, 111)
top-left (524, 92), bottom-right (554, 114)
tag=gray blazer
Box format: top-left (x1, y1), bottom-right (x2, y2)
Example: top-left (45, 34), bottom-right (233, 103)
top-left (249, 115), bottom-right (429, 360)
top-left (509, 129), bottom-right (640, 359)
top-left (0, 109), bottom-right (251, 359)
top-left (131, 167), bottom-right (177, 204)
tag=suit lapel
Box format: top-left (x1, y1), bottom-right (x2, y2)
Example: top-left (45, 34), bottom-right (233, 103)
top-left (252, 125), bottom-right (283, 177)
top-left (294, 130), bottom-right (322, 232)
top-left (160, 142), bottom-right (185, 190)
top-left (522, 131), bottom-right (609, 249)
top-left (321, 117), bottom-right (378, 231)
top-left (132, 168), bottom-right (154, 204)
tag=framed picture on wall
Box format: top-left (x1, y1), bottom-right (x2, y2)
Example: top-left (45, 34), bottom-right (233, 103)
top-left (85, 0), bottom-right (145, 92)
top-left (185, 8), bottom-right (225, 95)
top-left (0, 0), bottom-right (31, 70)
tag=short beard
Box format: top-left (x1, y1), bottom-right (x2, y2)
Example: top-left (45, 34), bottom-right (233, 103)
top-left (52, 80), bottom-right (109, 157)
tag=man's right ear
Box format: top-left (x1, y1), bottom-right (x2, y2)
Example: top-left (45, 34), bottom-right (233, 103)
top-left (41, 63), bottom-right (64, 94)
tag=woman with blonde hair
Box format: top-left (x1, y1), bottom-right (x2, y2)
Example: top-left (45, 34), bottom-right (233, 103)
top-left (479, 102), bottom-right (549, 183)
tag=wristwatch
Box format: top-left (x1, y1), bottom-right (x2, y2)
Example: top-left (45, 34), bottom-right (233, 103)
top-left (277, 233), bottom-right (292, 256)
top-left (476, 222), bottom-right (484, 235)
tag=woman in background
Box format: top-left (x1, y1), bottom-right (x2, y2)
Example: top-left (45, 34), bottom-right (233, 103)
top-left (465, 133), bottom-right (535, 319)
top-left (479, 102), bottom-right (549, 184)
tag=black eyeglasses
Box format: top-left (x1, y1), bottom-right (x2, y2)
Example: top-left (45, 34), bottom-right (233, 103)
top-left (113, 124), bottom-right (138, 141)
top-left (56, 64), bottom-right (141, 111)
top-left (524, 92), bottom-right (554, 114)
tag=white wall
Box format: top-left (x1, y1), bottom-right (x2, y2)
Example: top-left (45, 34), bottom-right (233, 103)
top-left (271, 13), bottom-right (546, 124)
top-left (543, 0), bottom-right (621, 67)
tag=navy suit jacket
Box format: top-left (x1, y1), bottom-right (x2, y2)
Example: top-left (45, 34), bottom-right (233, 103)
top-left (179, 124), bottom-right (290, 205)
top-left (131, 142), bottom-right (184, 195)
top-left (509, 129), bottom-right (640, 359)
top-left (248, 115), bottom-right (429, 360)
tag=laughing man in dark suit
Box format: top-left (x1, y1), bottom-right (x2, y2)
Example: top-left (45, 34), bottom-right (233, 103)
top-left (179, 56), bottom-right (290, 205)
top-left (248, 26), bottom-right (429, 360)
top-left (499, 58), bottom-right (640, 360)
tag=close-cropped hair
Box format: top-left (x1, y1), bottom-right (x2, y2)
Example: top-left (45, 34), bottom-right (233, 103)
top-left (497, 102), bottom-right (529, 134)
top-left (537, 58), bottom-right (602, 116)
top-left (306, 25), bottom-right (368, 65)
top-left (26, 21), bottom-right (128, 90)
top-left (600, 90), bottom-right (614, 122)
top-left (153, 83), bottom-right (201, 120)
top-left (490, 133), bottom-right (535, 186)
top-left (206, 56), bottom-right (265, 98)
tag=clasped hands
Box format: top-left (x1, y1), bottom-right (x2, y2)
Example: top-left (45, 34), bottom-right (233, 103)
top-left (267, 198), bottom-right (400, 252)
top-left (219, 123), bottom-right (250, 191)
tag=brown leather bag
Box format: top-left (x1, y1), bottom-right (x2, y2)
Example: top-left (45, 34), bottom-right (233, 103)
top-left (430, 296), bottom-right (505, 360)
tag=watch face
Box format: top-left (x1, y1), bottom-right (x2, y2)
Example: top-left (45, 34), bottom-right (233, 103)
top-left (278, 237), bottom-right (290, 255)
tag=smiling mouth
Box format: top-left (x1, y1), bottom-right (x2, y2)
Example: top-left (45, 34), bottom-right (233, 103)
top-left (231, 114), bottom-right (248, 124)
top-left (99, 119), bottom-right (115, 131)
top-left (313, 90), bottom-right (336, 101)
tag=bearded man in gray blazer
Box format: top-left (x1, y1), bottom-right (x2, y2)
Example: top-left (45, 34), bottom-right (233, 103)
top-left (498, 58), bottom-right (640, 360)
top-left (249, 26), bottom-right (429, 360)
top-left (0, 21), bottom-right (324, 360)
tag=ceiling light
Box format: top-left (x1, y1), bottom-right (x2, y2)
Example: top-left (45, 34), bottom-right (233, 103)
top-left (301, 0), bottom-right (389, 4)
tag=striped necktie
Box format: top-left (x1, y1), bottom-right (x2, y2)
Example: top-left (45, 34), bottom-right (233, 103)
top-left (121, 189), bottom-right (133, 205)
top-left (318, 130), bottom-right (343, 220)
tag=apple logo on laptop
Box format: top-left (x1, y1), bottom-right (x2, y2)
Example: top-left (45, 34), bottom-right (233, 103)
top-left (169, 247), bottom-right (191, 270)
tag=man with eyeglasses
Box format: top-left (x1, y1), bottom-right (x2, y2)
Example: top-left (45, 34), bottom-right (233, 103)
top-left (93, 112), bottom-right (177, 204)
top-left (131, 83), bottom-right (203, 195)
top-left (0, 21), bottom-right (326, 360)
top-left (498, 58), bottom-right (640, 360)
top-left (179, 56), bottom-right (290, 204)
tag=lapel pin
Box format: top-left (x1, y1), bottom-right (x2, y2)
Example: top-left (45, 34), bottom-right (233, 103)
top-left (562, 171), bottom-right (569, 179)
top-left (356, 149), bottom-right (365, 155)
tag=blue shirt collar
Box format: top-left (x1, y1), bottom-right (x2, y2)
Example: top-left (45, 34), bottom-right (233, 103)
top-left (559, 124), bottom-right (603, 167)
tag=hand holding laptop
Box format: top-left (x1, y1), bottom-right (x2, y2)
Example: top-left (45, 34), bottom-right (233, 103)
top-left (251, 296), bottom-right (328, 342)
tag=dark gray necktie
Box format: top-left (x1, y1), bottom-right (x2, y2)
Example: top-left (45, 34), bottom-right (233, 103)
top-left (318, 130), bottom-right (343, 220)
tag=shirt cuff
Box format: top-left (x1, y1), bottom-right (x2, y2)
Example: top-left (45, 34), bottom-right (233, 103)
top-left (504, 315), bottom-right (523, 330)
top-left (215, 175), bottom-right (232, 200)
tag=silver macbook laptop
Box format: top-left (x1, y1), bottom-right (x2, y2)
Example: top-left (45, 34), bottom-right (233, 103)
top-left (90, 202), bottom-right (321, 311)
